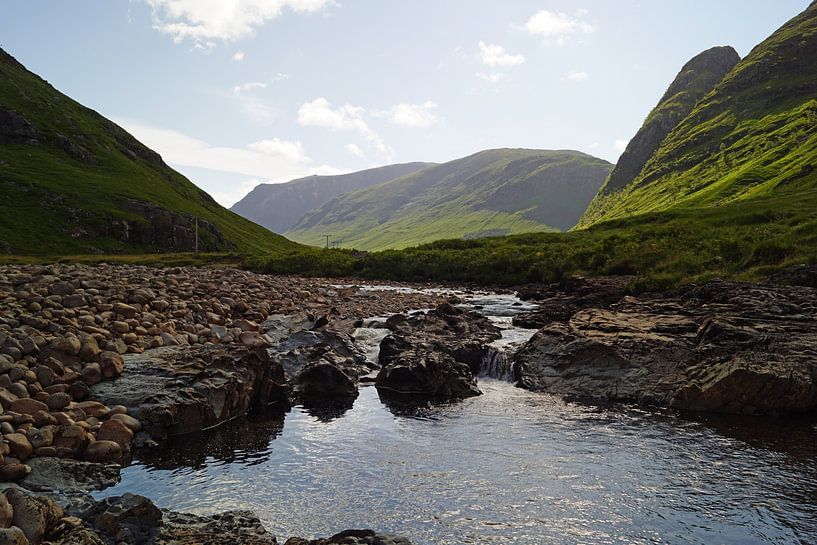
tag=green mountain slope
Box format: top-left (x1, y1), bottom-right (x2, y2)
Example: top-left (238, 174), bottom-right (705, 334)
top-left (580, 1), bottom-right (817, 226)
top-left (0, 47), bottom-right (298, 255)
top-left (231, 162), bottom-right (434, 234)
top-left (285, 149), bottom-right (612, 250)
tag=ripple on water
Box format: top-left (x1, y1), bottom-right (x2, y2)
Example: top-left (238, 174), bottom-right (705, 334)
top-left (94, 289), bottom-right (817, 545)
top-left (96, 381), bottom-right (817, 545)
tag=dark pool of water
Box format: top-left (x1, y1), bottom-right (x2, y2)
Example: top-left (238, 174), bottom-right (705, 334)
top-left (96, 380), bottom-right (817, 545)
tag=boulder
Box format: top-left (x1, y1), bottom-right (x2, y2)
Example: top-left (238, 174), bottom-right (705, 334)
top-left (376, 349), bottom-right (481, 399)
top-left (293, 363), bottom-right (358, 398)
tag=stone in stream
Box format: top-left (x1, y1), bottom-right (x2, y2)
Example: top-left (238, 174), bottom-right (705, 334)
top-left (513, 279), bottom-right (817, 416)
top-left (376, 349), bottom-right (481, 399)
top-left (379, 302), bottom-right (502, 375)
top-left (284, 529), bottom-right (414, 545)
top-left (91, 345), bottom-right (292, 441)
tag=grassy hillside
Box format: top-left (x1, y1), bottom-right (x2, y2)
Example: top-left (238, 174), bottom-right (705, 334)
top-left (0, 47), bottom-right (297, 255)
top-left (286, 149), bottom-right (612, 250)
top-left (591, 46), bottom-right (739, 201)
top-left (249, 187), bottom-right (817, 289)
top-left (580, 2), bottom-right (817, 226)
top-left (231, 162), bottom-right (434, 234)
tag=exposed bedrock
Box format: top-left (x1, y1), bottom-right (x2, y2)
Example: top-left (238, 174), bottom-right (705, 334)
top-left (513, 279), bottom-right (817, 416)
top-left (91, 345), bottom-right (290, 441)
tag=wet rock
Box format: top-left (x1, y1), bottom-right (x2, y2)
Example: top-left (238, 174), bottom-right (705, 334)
top-left (380, 303), bottom-right (502, 375)
top-left (293, 363), bottom-right (358, 398)
top-left (22, 458), bottom-right (120, 494)
top-left (92, 346), bottom-right (290, 441)
top-left (284, 529), bottom-right (413, 545)
top-left (86, 493), bottom-right (162, 545)
top-left (376, 350), bottom-right (481, 399)
top-left (160, 509), bottom-right (277, 545)
top-left (513, 280), bottom-right (817, 415)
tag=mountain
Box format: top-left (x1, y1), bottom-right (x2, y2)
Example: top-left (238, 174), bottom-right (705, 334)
top-left (0, 47), bottom-right (297, 255)
top-left (285, 149), bottom-right (612, 250)
top-left (231, 162), bottom-right (433, 234)
top-left (580, 1), bottom-right (817, 226)
top-left (595, 46), bottom-right (740, 199)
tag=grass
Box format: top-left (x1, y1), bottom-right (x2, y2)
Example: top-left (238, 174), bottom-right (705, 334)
top-left (287, 149), bottom-right (611, 250)
top-left (248, 188), bottom-right (817, 290)
top-left (579, 3), bottom-right (817, 227)
top-left (0, 48), bottom-right (296, 255)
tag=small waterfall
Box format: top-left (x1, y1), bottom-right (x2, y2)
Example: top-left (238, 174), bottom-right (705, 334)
top-left (479, 347), bottom-right (515, 381)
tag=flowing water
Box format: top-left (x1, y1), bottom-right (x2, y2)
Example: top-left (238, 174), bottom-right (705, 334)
top-left (95, 289), bottom-right (817, 545)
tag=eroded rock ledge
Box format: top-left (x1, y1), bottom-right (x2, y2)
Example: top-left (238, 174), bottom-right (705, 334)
top-left (513, 278), bottom-right (817, 416)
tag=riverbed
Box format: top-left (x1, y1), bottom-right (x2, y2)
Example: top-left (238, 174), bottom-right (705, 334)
top-left (95, 290), bottom-right (817, 545)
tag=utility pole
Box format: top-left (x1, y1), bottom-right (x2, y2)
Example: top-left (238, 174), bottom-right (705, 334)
top-left (323, 235), bottom-right (330, 249)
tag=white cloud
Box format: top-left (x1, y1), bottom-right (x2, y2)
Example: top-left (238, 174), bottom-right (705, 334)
top-left (523, 10), bottom-right (595, 45)
top-left (478, 42), bottom-right (525, 67)
top-left (233, 50), bottom-right (245, 61)
top-left (475, 72), bottom-right (508, 84)
top-left (248, 138), bottom-right (309, 163)
top-left (345, 143), bottom-right (364, 157)
top-left (233, 81), bottom-right (268, 96)
top-left (144, 0), bottom-right (332, 46)
top-left (298, 97), bottom-right (393, 158)
top-left (562, 69), bottom-right (589, 82)
top-left (113, 118), bottom-right (343, 205)
top-left (375, 101), bottom-right (440, 129)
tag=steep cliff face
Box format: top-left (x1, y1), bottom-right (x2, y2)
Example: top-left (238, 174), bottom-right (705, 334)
top-left (231, 163), bottom-right (434, 234)
top-left (600, 46), bottom-right (740, 197)
top-left (580, 2), bottom-right (817, 227)
top-left (0, 47), bottom-right (297, 255)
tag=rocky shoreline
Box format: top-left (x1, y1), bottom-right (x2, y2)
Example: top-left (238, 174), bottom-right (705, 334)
top-left (0, 264), bottom-right (449, 544)
top-left (0, 263), bottom-right (816, 543)
top-left (512, 272), bottom-right (817, 416)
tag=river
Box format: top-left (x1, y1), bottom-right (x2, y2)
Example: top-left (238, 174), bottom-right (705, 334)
top-left (95, 289), bottom-right (817, 545)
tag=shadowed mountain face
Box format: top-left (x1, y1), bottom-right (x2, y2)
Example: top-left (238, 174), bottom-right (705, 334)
top-left (231, 162), bottom-right (434, 234)
top-left (285, 149), bottom-right (612, 251)
top-left (0, 47), bottom-right (296, 255)
top-left (580, 2), bottom-right (817, 227)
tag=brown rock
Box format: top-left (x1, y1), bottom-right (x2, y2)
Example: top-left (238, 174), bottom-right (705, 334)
top-left (8, 399), bottom-right (48, 417)
top-left (45, 392), bottom-right (70, 411)
top-left (80, 364), bottom-right (102, 386)
top-left (110, 413), bottom-right (141, 432)
top-left (0, 493), bottom-right (12, 528)
top-left (96, 419), bottom-right (133, 452)
top-left (0, 463), bottom-right (30, 482)
top-left (0, 526), bottom-right (27, 545)
top-left (98, 352), bottom-right (124, 379)
top-left (4, 433), bottom-right (33, 460)
top-left (6, 487), bottom-right (64, 545)
top-left (83, 440), bottom-right (122, 462)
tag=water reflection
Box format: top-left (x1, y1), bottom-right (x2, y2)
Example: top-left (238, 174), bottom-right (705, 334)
top-left (135, 408), bottom-right (287, 470)
top-left (300, 396), bottom-right (358, 422)
top-left (99, 382), bottom-right (817, 545)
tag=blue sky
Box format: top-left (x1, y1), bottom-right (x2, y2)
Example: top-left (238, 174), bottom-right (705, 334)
top-left (1, 0), bottom-right (810, 205)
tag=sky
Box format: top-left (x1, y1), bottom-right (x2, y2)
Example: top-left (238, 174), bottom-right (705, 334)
top-left (0, 0), bottom-right (811, 206)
